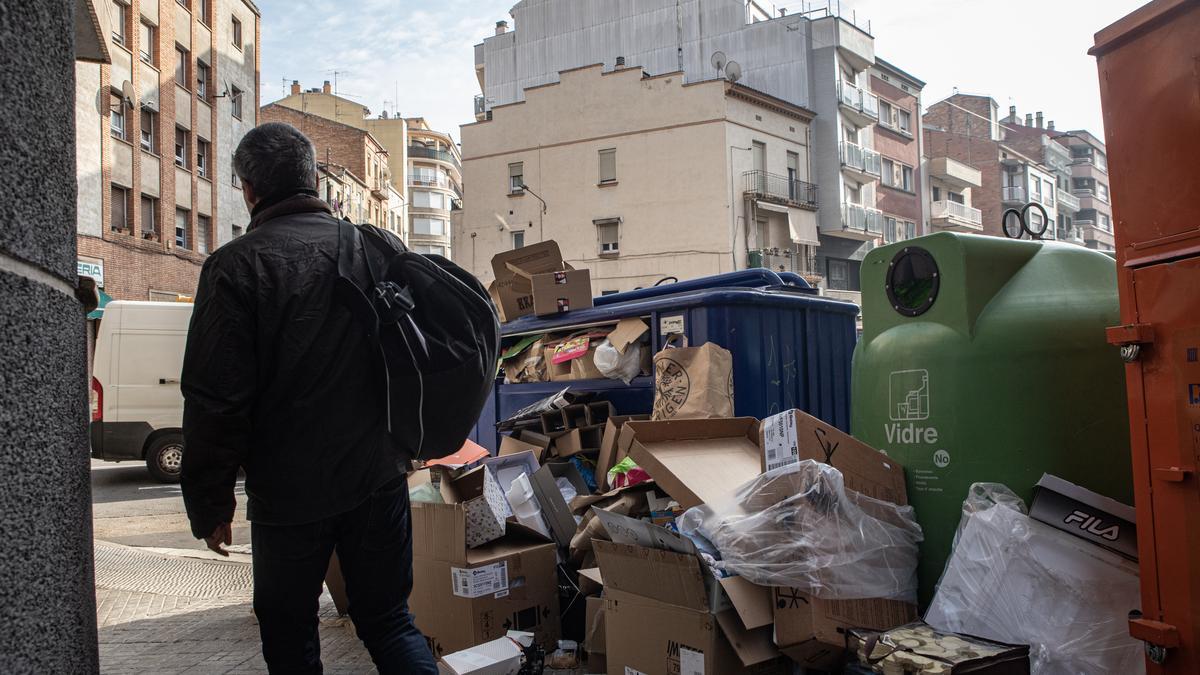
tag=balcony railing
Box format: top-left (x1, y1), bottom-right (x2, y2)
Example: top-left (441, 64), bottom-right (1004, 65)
top-left (836, 80), bottom-right (879, 123)
top-left (841, 203), bottom-right (884, 235)
top-left (409, 175), bottom-right (450, 189)
top-left (474, 95), bottom-right (486, 116)
top-left (1001, 185), bottom-right (1026, 202)
top-left (840, 141), bottom-right (882, 177)
top-left (1056, 189), bottom-right (1080, 212)
top-left (408, 144), bottom-right (461, 171)
top-left (748, 248), bottom-right (817, 276)
top-left (742, 170), bottom-right (818, 209)
top-left (931, 200), bottom-right (983, 225)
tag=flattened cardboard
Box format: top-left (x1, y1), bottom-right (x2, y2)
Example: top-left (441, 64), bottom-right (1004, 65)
top-left (715, 609), bottom-right (783, 667)
top-left (498, 434), bottom-right (545, 462)
top-left (607, 317), bottom-right (650, 355)
top-left (772, 587), bottom-right (917, 671)
top-left (593, 541), bottom-right (709, 612)
top-left (570, 345), bottom-right (604, 381)
top-left (718, 576), bottom-right (773, 630)
top-left (623, 418), bottom-right (763, 510)
top-left (596, 415), bottom-right (650, 493)
top-left (760, 410), bottom-right (908, 506)
top-left (530, 269), bottom-right (593, 316)
top-left (491, 241), bottom-right (564, 322)
top-left (1031, 473), bottom-right (1138, 559)
top-left (528, 462), bottom-right (589, 548)
top-left (427, 440), bottom-right (490, 470)
top-left (592, 508), bottom-right (696, 556)
top-left (578, 567), bottom-right (604, 596)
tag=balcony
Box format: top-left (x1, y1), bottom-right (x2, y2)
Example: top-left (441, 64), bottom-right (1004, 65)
top-left (1057, 227), bottom-right (1085, 245)
top-left (929, 156), bottom-right (982, 189)
top-left (931, 200), bottom-right (983, 232)
top-left (408, 144), bottom-right (461, 171)
top-left (474, 94), bottom-right (486, 121)
top-left (748, 248), bottom-right (818, 277)
top-left (1056, 189), bottom-right (1080, 212)
top-left (1001, 186), bottom-right (1026, 204)
top-left (837, 80), bottom-right (879, 128)
top-left (409, 175), bottom-right (450, 189)
top-left (840, 141), bottom-right (882, 181)
top-left (743, 170), bottom-right (818, 210)
top-left (834, 202), bottom-right (884, 240)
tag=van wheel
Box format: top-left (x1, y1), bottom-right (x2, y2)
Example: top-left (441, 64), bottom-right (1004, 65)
top-left (146, 435), bottom-right (184, 483)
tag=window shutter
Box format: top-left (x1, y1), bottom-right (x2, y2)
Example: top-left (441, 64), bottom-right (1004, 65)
top-left (599, 149), bottom-right (616, 183)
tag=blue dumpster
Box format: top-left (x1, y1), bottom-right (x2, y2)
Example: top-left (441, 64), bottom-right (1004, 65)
top-left (469, 271), bottom-right (859, 453)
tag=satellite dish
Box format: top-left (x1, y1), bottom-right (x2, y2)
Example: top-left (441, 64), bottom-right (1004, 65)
top-left (121, 80), bottom-right (136, 108)
top-left (725, 61), bottom-right (742, 83)
top-left (710, 51), bottom-right (727, 73)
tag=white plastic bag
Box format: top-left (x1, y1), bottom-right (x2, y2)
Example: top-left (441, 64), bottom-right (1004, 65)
top-left (926, 483), bottom-right (1144, 675)
top-left (593, 338), bottom-right (642, 384)
top-left (678, 460), bottom-right (922, 601)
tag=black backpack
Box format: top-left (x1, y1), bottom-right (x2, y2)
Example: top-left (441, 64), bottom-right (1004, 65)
top-left (334, 221), bottom-right (500, 461)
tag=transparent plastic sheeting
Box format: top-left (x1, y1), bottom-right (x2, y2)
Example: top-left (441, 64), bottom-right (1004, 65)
top-left (593, 339), bottom-right (642, 385)
top-left (925, 483), bottom-right (1144, 675)
top-left (678, 460), bottom-right (922, 602)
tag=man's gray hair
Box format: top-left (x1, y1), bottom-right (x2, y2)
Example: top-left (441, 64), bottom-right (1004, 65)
top-left (233, 122), bottom-right (318, 203)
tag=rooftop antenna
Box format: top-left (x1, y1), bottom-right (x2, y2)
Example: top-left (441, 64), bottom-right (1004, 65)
top-left (725, 60), bottom-right (743, 84)
top-left (711, 51), bottom-right (727, 78)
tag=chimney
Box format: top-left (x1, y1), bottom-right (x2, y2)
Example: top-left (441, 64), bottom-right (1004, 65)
top-left (1047, 120), bottom-right (1055, 131)
top-left (1025, 113), bottom-right (1033, 127)
top-left (615, 56), bottom-right (625, 67)
top-left (290, 80), bottom-right (301, 95)
top-left (1008, 105), bottom-right (1017, 120)
top-left (495, 20), bottom-right (508, 35)
top-left (322, 80), bottom-right (332, 94)
top-left (1035, 111), bottom-right (1044, 128)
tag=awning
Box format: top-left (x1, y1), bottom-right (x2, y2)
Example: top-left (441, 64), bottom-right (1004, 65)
top-left (787, 207), bottom-right (820, 246)
top-left (87, 289), bottom-right (112, 320)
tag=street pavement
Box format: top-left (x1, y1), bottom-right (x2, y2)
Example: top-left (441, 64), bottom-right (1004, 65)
top-left (91, 460), bottom-right (376, 673)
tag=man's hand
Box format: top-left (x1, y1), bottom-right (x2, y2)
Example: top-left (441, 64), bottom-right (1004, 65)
top-left (205, 522), bottom-right (233, 556)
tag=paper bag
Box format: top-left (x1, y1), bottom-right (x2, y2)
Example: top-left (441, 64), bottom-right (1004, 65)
top-left (651, 341), bottom-right (734, 420)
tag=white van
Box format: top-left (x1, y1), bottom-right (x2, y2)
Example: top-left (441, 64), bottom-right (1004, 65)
top-left (90, 301), bottom-right (193, 482)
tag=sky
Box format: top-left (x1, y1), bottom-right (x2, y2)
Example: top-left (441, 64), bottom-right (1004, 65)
top-left (258, 0), bottom-right (1145, 144)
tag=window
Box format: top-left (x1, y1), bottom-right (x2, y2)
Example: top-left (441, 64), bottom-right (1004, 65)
top-left (174, 45), bottom-right (189, 88)
top-left (138, 20), bottom-right (155, 64)
top-left (1098, 183), bottom-right (1110, 202)
top-left (412, 191), bottom-right (444, 209)
top-left (931, 186), bottom-right (941, 202)
top-left (196, 138), bottom-right (210, 178)
top-left (231, 16), bottom-right (243, 50)
top-left (512, 231), bottom-right (525, 249)
top-left (412, 217), bottom-right (446, 236)
top-left (881, 158), bottom-right (893, 184)
top-left (196, 0), bottom-right (209, 24)
top-left (412, 244), bottom-right (447, 256)
top-left (112, 1), bottom-right (127, 45)
top-left (947, 190), bottom-right (965, 205)
top-left (897, 109), bottom-right (912, 133)
top-left (1099, 213), bottom-right (1112, 232)
top-left (110, 94), bottom-right (126, 140)
top-left (508, 162), bottom-right (524, 193)
top-left (196, 61), bottom-right (209, 100)
top-left (140, 195), bottom-right (158, 240)
top-left (174, 127), bottom-right (189, 168)
top-left (140, 108), bottom-right (156, 152)
top-left (826, 258), bottom-right (861, 291)
top-left (881, 159), bottom-right (913, 191)
top-left (878, 100), bottom-right (893, 127)
top-left (197, 215), bottom-right (210, 254)
top-left (597, 219), bottom-right (620, 255)
top-left (884, 216), bottom-right (898, 244)
top-left (900, 165), bottom-right (913, 191)
top-left (175, 208), bottom-right (190, 249)
top-left (110, 185), bottom-right (130, 231)
top-left (231, 86), bottom-right (244, 119)
top-left (904, 220), bottom-right (916, 239)
top-left (598, 148), bottom-right (617, 184)
top-left (176, 0), bottom-right (189, 7)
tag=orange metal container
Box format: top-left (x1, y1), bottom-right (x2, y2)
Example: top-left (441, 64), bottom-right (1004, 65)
top-left (1092, 1), bottom-right (1200, 671)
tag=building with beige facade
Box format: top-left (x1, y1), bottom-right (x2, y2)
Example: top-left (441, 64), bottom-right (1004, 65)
top-left (457, 64), bottom-right (818, 294)
top-left (1056, 129), bottom-right (1114, 251)
top-left (76, 0), bottom-right (260, 303)
top-left (272, 84), bottom-right (463, 256)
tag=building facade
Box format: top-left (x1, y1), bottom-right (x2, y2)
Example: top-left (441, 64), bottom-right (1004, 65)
top-left (273, 85), bottom-right (463, 255)
top-left (999, 107), bottom-right (1086, 246)
top-left (76, 0), bottom-right (261, 302)
top-left (472, 0), bottom-right (922, 294)
top-left (457, 64), bottom-right (818, 294)
top-left (1056, 130), bottom-right (1115, 251)
top-left (260, 103), bottom-right (392, 231)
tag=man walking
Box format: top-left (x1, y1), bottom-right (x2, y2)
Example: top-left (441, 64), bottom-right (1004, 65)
top-left (180, 122), bottom-right (437, 674)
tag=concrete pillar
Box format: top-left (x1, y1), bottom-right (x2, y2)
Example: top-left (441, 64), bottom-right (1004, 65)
top-left (0, 1), bottom-right (100, 672)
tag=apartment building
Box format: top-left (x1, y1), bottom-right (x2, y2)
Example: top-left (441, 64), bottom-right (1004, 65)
top-left (999, 107), bottom-right (1086, 245)
top-left (458, 64), bottom-right (818, 293)
top-left (923, 94), bottom-right (1076, 243)
top-left (1056, 130), bottom-right (1115, 251)
top-left (472, 0), bottom-right (921, 294)
top-left (273, 84), bottom-right (464, 256)
top-left (76, 0), bottom-right (260, 302)
top-left (866, 58), bottom-right (926, 272)
top-left (259, 103), bottom-right (392, 230)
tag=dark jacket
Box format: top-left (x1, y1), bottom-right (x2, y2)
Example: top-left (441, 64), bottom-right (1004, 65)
top-left (180, 193), bottom-right (402, 539)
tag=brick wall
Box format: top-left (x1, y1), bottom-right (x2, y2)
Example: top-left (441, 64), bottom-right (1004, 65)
top-left (924, 128), bottom-right (1005, 238)
top-left (260, 104), bottom-right (371, 178)
top-left (78, 234), bottom-right (204, 301)
top-left (872, 76), bottom-right (922, 223)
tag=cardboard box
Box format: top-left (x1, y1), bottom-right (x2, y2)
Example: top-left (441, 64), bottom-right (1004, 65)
top-left (1030, 473), bottom-right (1137, 559)
top-left (772, 587), bottom-right (917, 670)
top-left (490, 241), bottom-right (566, 322)
top-left (481, 451), bottom-right (542, 518)
top-left (529, 461), bottom-right (590, 548)
top-left (584, 595), bottom-right (606, 655)
top-left (596, 415), bottom-right (651, 492)
top-left (437, 633), bottom-right (526, 675)
top-left (622, 418), bottom-right (765, 509)
top-left (411, 506), bottom-right (560, 657)
top-left (436, 465), bottom-right (509, 549)
top-left (529, 268), bottom-right (593, 316)
top-left (760, 409), bottom-right (908, 505)
top-left (554, 426), bottom-right (604, 458)
top-left (607, 317), bottom-right (650, 355)
top-left (498, 434), bottom-right (546, 462)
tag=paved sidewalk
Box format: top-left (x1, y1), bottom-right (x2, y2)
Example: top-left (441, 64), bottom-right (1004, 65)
top-left (95, 541), bottom-right (376, 674)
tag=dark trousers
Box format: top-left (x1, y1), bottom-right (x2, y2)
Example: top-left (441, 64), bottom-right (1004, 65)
top-left (251, 477), bottom-right (437, 674)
